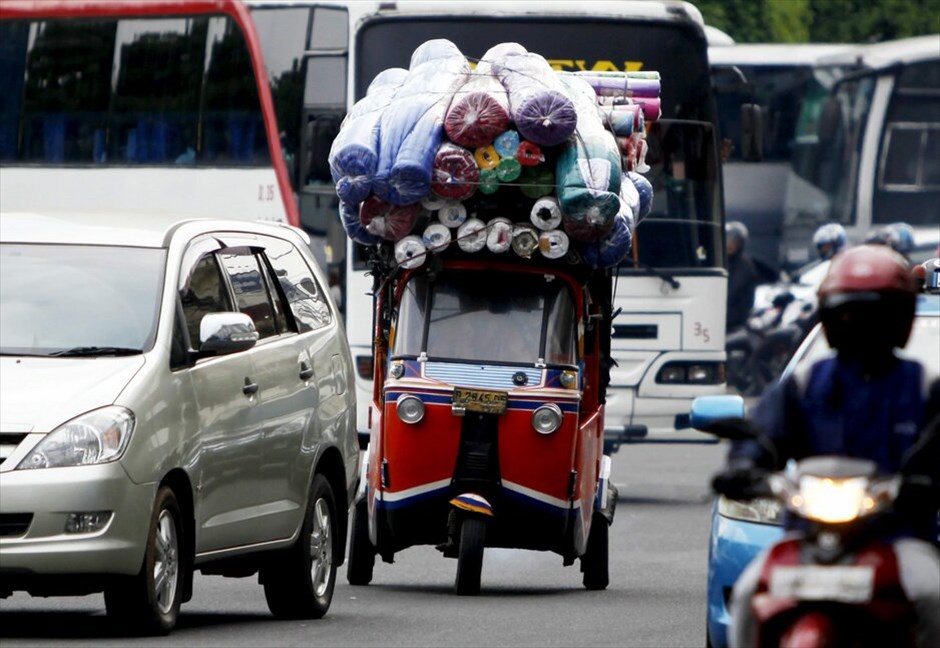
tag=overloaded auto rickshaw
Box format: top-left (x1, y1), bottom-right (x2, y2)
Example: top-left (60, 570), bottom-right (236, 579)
top-left (330, 39), bottom-right (660, 594)
top-left (347, 248), bottom-right (618, 594)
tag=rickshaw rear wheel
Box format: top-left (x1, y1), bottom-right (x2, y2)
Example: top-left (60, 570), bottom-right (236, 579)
top-left (455, 517), bottom-right (485, 596)
top-left (346, 498), bottom-right (375, 585)
top-left (581, 512), bottom-right (609, 590)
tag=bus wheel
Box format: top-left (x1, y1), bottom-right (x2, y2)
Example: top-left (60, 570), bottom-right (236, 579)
top-left (105, 486), bottom-right (184, 635)
top-left (262, 474), bottom-right (337, 619)
top-left (346, 498), bottom-right (375, 585)
top-left (581, 512), bottom-right (609, 590)
top-left (454, 517), bottom-right (485, 596)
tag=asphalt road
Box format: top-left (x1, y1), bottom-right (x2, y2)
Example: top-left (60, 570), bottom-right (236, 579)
top-left (0, 439), bottom-right (728, 648)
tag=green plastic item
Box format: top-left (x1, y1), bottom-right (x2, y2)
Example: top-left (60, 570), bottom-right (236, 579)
top-left (495, 157), bottom-right (522, 182)
top-left (478, 168), bottom-right (499, 194)
top-left (519, 166), bottom-right (554, 199)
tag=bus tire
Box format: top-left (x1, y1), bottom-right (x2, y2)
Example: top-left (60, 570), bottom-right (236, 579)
top-left (455, 517), bottom-right (485, 596)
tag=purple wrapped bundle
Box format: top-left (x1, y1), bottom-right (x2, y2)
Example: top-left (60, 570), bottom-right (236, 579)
top-left (567, 72), bottom-right (661, 99)
top-left (373, 40), bottom-right (470, 205)
top-left (490, 47), bottom-right (577, 147)
top-left (328, 68), bottom-right (408, 204)
top-left (578, 206), bottom-right (634, 268)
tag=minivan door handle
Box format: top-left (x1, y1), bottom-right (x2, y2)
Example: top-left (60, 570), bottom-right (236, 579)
top-left (242, 377), bottom-right (259, 395)
top-left (299, 361), bottom-right (314, 381)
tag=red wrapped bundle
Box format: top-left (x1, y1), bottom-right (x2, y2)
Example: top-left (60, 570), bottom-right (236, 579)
top-left (431, 143), bottom-right (479, 200)
top-left (359, 195), bottom-right (421, 241)
top-left (444, 67), bottom-right (511, 148)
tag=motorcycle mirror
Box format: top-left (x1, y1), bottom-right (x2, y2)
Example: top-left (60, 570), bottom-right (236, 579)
top-left (690, 395), bottom-right (748, 438)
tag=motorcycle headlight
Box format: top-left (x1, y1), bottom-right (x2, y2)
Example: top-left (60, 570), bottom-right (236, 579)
top-left (717, 495), bottom-right (783, 525)
top-left (531, 403), bottom-right (563, 434)
top-left (792, 475), bottom-right (869, 524)
top-left (17, 406), bottom-right (135, 470)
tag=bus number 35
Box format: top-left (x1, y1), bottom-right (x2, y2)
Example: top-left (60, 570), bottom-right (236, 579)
top-left (694, 322), bottom-right (710, 343)
top-left (258, 184), bottom-right (275, 201)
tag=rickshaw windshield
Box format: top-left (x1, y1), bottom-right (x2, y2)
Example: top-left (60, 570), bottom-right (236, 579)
top-left (393, 271), bottom-right (578, 366)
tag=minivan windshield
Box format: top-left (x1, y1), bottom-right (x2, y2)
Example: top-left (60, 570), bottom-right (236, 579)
top-left (393, 271), bottom-right (578, 366)
top-left (0, 244), bottom-right (166, 356)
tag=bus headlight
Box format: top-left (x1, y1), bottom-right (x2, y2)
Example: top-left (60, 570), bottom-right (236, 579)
top-left (532, 404), bottom-right (563, 434)
top-left (396, 394), bottom-right (425, 424)
top-left (656, 361), bottom-right (725, 385)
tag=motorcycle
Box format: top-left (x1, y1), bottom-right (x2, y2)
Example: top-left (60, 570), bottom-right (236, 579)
top-left (691, 395), bottom-right (938, 648)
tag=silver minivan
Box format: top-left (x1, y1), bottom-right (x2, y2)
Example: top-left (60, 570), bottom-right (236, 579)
top-left (0, 212), bottom-right (359, 634)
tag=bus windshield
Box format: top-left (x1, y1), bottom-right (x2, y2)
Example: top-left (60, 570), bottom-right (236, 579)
top-left (355, 15), bottom-right (722, 270)
top-left (0, 15), bottom-right (270, 166)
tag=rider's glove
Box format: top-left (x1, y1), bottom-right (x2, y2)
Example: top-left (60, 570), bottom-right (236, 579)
top-left (711, 460), bottom-right (769, 500)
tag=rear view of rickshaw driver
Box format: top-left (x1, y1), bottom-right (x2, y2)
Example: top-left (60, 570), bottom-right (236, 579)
top-left (716, 244), bottom-right (940, 648)
top-left (811, 222), bottom-right (847, 261)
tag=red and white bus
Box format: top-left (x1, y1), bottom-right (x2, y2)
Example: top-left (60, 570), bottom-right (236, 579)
top-left (0, 0), bottom-right (297, 227)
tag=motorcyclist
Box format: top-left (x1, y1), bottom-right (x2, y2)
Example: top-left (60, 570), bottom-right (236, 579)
top-left (811, 222), bottom-right (847, 261)
top-left (725, 221), bottom-right (761, 333)
top-left (714, 244), bottom-right (940, 648)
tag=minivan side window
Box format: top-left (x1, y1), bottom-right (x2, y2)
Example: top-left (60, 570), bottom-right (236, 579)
top-left (264, 237), bottom-right (332, 332)
top-left (181, 253), bottom-right (233, 349)
top-left (219, 249), bottom-right (281, 339)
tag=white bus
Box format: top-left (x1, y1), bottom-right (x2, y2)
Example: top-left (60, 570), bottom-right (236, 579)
top-left (779, 34), bottom-right (940, 269)
top-left (709, 42), bottom-right (856, 277)
top-left (0, 0), bottom-right (298, 227)
top-left (245, 0), bottom-right (752, 448)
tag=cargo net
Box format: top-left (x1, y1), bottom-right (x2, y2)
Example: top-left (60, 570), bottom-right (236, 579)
top-left (328, 39), bottom-right (657, 271)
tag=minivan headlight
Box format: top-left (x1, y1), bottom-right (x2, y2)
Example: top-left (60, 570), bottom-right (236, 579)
top-left (17, 406), bottom-right (135, 470)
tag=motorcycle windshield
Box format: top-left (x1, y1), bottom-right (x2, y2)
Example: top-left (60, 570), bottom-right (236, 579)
top-left (393, 270), bottom-right (577, 367)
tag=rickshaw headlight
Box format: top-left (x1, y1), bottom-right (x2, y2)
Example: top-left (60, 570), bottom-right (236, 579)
top-left (389, 361), bottom-right (405, 379)
top-left (532, 404), bottom-right (563, 434)
top-left (396, 394), bottom-right (425, 424)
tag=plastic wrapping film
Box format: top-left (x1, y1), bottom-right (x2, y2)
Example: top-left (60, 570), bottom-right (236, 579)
top-left (457, 218), bottom-right (487, 253)
top-left (529, 196), bottom-right (563, 230)
top-left (359, 195), bottom-right (421, 241)
top-left (485, 217), bottom-right (514, 253)
top-left (431, 142), bottom-right (479, 201)
top-left (373, 40), bottom-right (470, 205)
top-left (627, 171), bottom-right (654, 223)
top-left (437, 200), bottom-right (468, 228)
top-left (489, 44), bottom-right (578, 147)
top-left (395, 235), bottom-right (428, 269)
top-left (328, 67), bottom-right (409, 204)
top-left (443, 52), bottom-right (511, 148)
top-left (578, 205), bottom-right (634, 268)
top-left (422, 222), bottom-right (453, 254)
top-left (555, 75), bottom-right (623, 242)
top-left (339, 200), bottom-right (382, 246)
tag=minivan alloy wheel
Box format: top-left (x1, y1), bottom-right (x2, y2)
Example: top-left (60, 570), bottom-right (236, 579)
top-left (310, 497), bottom-right (332, 598)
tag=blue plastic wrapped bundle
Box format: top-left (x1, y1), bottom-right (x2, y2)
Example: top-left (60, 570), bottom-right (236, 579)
top-left (339, 200), bottom-right (382, 246)
top-left (578, 204), bottom-right (634, 268)
top-left (373, 40), bottom-right (470, 205)
top-left (328, 68), bottom-right (408, 204)
top-left (627, 171), bottom-right (654, 223)
top-left (489, 44), bottom-right (578, 147)
top-left (555, 75), bottom-right (623, 242)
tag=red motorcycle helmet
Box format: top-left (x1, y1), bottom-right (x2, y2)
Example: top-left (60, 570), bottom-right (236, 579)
top-left (817, 245), bottom-right (917, 356)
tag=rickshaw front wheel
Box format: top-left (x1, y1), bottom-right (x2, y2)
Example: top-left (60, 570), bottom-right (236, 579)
top-left (347, 498), bottom-right (375, 585)
top-left (581, 511), bottom-right (609, 590)
top-left (455, 517), bottom-right (486, 596)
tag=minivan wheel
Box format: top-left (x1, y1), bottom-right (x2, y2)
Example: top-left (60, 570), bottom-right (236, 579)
top-left (105, 486), bottom-right (184, 635)
top-left (262, 474), bottom-right (337, 619)
top-left (346, 497), bottom-right (375, 585)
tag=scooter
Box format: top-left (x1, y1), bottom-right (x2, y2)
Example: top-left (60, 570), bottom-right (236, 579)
top-left (692, 396), bottom-right (938, 648)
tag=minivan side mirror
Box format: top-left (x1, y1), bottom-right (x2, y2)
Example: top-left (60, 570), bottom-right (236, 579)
top-left (199, 312), bottom-right (259, 355)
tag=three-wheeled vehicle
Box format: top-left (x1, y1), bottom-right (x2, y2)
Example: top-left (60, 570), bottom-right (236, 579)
top-left (346, 245), bottom-right (618, 595)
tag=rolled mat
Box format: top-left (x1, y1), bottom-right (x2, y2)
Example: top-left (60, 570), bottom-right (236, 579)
top-left (530, 196), bottom-right (563, 230)
top-left (486, 217), bottom-right (514, 254)
top-left (538, 229), bottom-right (570, 259)
top-left (339, 200), bottom-right (382, 246)
top-left (422, 222), bottom-right (453, 254)
top-left (457, 218), bottom-right (487, 253)
top-left (444, 66), bottom-right (511, 148)
top-left (359, 194), bottom-right (421, 241)
top-left (516, 140), bottom-right (543, 166)
top-left (493, 130), bottom-right (521, 158)
top-left (394, 235), bottom-right (428, 269)
top-left (511, 223), bottom-right (540, 258)
top-left (578, 208), bottom-right (634, 268)
top-left (431, 142), bottom-right (479, 201)
top-left (437, 200), bottom-right (468, 228)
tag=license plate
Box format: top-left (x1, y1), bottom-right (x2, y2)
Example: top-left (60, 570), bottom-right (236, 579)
top-left (453, 387), bottom-right (508, 414)
top-left (769, 565), bottom-right (875, 603)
